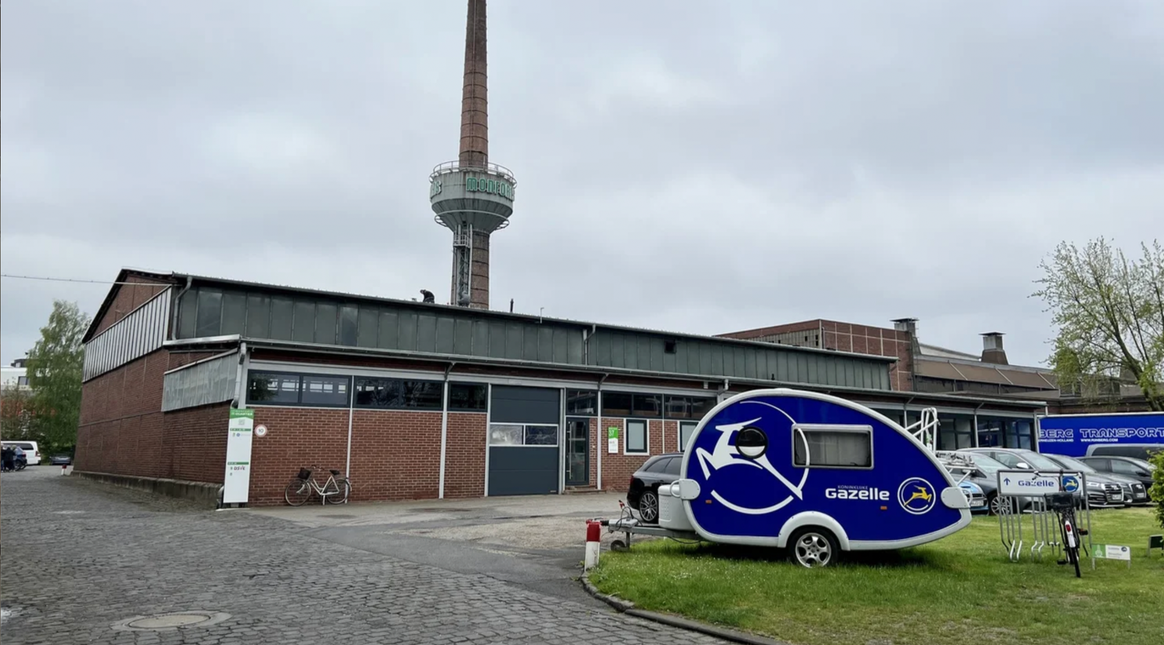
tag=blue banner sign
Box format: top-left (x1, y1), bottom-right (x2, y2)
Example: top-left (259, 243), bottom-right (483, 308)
top-left (1037, 412), bottom-right (1164, 457)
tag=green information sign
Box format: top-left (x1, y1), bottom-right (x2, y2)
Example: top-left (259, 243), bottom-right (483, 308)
top-left (608, 427), bottom-right (619, 439)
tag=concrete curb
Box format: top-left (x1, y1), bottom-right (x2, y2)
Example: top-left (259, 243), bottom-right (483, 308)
top-left (580, 571), bottom-right (789, 645)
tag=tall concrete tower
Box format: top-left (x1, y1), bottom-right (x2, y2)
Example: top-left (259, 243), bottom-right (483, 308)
top-left (429, 0), bottom-right (516, 309)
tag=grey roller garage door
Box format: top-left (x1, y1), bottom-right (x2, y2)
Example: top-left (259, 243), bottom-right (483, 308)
top-left (488, 386), bottom-right (561, 496)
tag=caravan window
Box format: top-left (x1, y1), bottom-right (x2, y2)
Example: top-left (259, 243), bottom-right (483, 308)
top-left (793, 426), bottom-right (873, 469)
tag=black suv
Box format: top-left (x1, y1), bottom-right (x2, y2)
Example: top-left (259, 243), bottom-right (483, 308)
top-left (1079, 455), bottom-right (1156, 489)
top-left (626, 453), bottom-right (683, 523)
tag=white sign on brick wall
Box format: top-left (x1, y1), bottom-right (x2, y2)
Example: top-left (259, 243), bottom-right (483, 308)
top-left (223, 408), bottom-right (254, 505)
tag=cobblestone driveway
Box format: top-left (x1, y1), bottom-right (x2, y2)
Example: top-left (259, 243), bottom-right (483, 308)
top-left (1, 470), bottom-right (726, 644)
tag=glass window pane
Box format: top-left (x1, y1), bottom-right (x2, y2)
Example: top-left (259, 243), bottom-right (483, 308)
top-left (664, 456), bottom-right (682, 475)
top-left (315, 302), bottom-right (338, 345)
top-left (270, 297), bottom-right (294, 340)
top-left (525, 425), bottom-right (558, 446)
top-left (565, 390), bottom-right (597, 416)
top-left (356, 307), bottom-right (379, 348)
top-left (646, 457), bottom-right (671, 473)
top-left (978, 418), bottom-right (1002, 447)
top-left (247, 372), bottom-right (300, 405)
top-left (292, 301), bottom-right (315, 343)
top-left (195, 289), bottom-right (223, 337)
top-left (665, 396), bottom-right (691, 419)
top-left (221, 292), bottom-right (247, 335)
top-left (177, 290), bottom-right (198, 338)
top-left (339, 306), bottom-right (358, 346)
top-left (631, 394), bottom-right (662, 418)
top-left (449, 383), bottom-right (487, 411)
top-left (489, 424), bottom-right (523, 446)
top-left (245, 294), bottom-right (270, 338)
top-left (793, 429), bottom-right (872, 468)
top-left (602, 392), bottom-right (632, 416)
top-left (354, 377), bottom-right (442, 410)
top-left (300, 375), bottom-right (350, 406)
top-left (679, 421), bottom-right (697, 451)
top-left (689, 397), bottom-right (715, 419)
top-left (626, 420), bottom-right (647, 453)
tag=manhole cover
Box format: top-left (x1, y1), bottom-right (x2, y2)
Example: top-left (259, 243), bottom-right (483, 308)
top-left (112, 611), bottom-right (230, 632)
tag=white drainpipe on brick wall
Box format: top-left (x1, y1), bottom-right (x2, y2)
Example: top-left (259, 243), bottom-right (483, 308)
top-left (344, 374), bottom-right (354, 477)
top-left (596, 373), bottom-right (609, 490)
top-left (438, 362), bottom-right (456, 499)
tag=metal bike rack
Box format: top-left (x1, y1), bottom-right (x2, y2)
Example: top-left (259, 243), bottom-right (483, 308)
top-left (997, 469), bottom-right (1094, 569)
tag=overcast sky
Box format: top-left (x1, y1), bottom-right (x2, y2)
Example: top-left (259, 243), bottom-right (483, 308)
top-left (3, 0), bottom-right (1161, 369)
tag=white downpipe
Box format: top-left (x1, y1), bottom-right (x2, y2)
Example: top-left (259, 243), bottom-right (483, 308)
top-left (596, 387), bottom-right (603, 490)
top-left (438, 363), bottom-right (454, 498)
top-left (344, 376), bottom-right (354, 477)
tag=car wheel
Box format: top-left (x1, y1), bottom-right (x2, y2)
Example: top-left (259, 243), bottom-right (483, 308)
top-left (638, 489), bottom-right (660, 524)
top-left (789, 527), bottom-right (839, 568)
top-left (987, 493), bottom-right (1002, 516)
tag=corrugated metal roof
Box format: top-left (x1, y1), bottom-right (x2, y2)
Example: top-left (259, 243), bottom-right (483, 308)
top-left (171, 270), bottom-right (897, 364)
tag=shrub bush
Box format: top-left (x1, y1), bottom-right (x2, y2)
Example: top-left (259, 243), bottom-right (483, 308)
top-left (1150, 449), bottom-right (1164, 530)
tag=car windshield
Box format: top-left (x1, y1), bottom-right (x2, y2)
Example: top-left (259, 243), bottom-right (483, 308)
top-left (961, 453), bottom-right (1006, 473)
top-left (1048, 454), bottom-right (1097, 474)
top-left (1015, 451), bottom-right (1063, 470)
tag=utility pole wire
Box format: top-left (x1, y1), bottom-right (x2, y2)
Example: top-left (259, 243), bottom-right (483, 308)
top-left (0, 274), bottom-right (167, 287)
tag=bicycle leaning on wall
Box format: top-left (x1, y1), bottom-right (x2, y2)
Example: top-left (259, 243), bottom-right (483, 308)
top-left (284, 465), bottom-right (352, 506)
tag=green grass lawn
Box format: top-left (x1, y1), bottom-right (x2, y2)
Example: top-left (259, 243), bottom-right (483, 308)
top-left (589, 508), bottom-right (1163, 645)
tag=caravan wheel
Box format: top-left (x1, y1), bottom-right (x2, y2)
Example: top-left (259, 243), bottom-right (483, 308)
top-left (790, 528), bottom-right (839, 568)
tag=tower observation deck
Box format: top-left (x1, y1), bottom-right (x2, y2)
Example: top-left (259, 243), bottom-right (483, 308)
top-left (430, 0), bottom-right (515, 309)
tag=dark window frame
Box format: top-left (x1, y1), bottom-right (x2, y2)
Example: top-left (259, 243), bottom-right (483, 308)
top-left (625, 419), bottom-right (648, 454)
top-left (449, 382), bottom-right (488, 412)
top-left (792, 425), bottom-right (874, 470)
top-left (354, 376), bottom-right (444, 411)
top-left (246, 370), bottom-right (352, 408)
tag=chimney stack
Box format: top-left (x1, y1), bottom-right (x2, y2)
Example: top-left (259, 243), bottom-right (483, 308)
top-left (891, 318), bottom-right (918, 336)
top-left (980, 332), bottom-right (1008, 365)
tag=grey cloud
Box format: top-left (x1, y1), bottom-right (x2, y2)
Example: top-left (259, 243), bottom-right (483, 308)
top-left (4, 0), bottom-right (1162, 369)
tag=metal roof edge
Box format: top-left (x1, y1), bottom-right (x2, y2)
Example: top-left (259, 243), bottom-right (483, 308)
top-left (170, 273), bottom-right (897, 364)
top-left (162, 335), bottom-right (1041, 409)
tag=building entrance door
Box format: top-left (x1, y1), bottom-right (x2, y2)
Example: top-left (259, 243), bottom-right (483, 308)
top-left (565, 418), bottom-right (589, 487)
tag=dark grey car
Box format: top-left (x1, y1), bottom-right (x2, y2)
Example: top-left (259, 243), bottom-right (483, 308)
top-left (1044, 453), bottom-right (1149, 506)
top-left (962, 448), bottom-right (1126, 508)
top-left (626, 453), bottom-right (683, 523)
top-left (1079, 455), bottom-right (1155, 489)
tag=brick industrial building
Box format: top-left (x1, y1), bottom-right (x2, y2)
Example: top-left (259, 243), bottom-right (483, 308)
top-left (75, 269), bottom-right (1050, 506)
top-left (73, 1), bottom-right (1058, 506)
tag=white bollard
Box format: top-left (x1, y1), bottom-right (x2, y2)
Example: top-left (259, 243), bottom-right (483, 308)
top-left (584, 521), bottom-right (601, 570)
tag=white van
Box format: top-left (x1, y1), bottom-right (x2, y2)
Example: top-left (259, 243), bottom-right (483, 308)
top-left (2, 440), bottom-right (41, 465)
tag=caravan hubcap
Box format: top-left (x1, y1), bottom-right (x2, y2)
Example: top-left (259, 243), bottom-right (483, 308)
top-left (795, 533), bottom-right (832, 567)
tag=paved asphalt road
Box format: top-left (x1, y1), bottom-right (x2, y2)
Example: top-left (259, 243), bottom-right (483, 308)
top-left (1, 469), bottom-right (727, 644)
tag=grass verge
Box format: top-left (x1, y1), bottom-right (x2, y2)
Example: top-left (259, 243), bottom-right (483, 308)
top-left (589, 508), bottom-right (1163, 645)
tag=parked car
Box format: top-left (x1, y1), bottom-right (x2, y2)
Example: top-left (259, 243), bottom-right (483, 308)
top-left (1043, 453), bottom-right (1149, 506)
top-left (1078, 455), bottom-right (1155, 489)
top-left (1, 441), bottom-right (40, 466)
top-left (962, 447), bottom-right (1126, 508)
top-left (626, 453), bottom-right (683, 523)
top-left (1084, 443), bottom-right (1164, 461)
top-left (48, 454), bottom-right (73, 466)
top-left (938, 450), bottom-right (1007, 514)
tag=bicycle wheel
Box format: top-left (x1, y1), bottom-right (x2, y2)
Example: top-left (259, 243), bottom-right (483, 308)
top-left (326, 479), bottom-right (351, 505)
top-left (284, 478), bottom-right (313, 506)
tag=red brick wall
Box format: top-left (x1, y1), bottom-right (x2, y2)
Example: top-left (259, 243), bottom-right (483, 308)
top-left (77, 349), bottom-right (228, 479)
top-left (90, 275), bottom-right (172, 337)
top-left (245, 407), bottom-right (484, 506)
top-left (445, 412), bottom-right (486, 498)
top-left (248, 407), bottom-right (350, 506)
top-left (349, 410), bottom-right (441, 502)
top-left (165, 403), bottom-right (231, 483)
top-left (821, 321), bottom-right (914, 391)
top-left (596, 418), bottom-right (666, 492)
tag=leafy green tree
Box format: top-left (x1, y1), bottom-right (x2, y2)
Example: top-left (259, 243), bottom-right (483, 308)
top-left (25, 300), bottom-right (92, 454)
top-left (1034, 238), bottom-right (1164, 411)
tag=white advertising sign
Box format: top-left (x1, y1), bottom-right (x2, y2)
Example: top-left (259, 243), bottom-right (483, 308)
top-left (997, 470), bottom-right (1060, 496)
top-left (1095, 544), bottom-right (1132, 561)
top-left (223, 408), bottom-right (254, 504)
